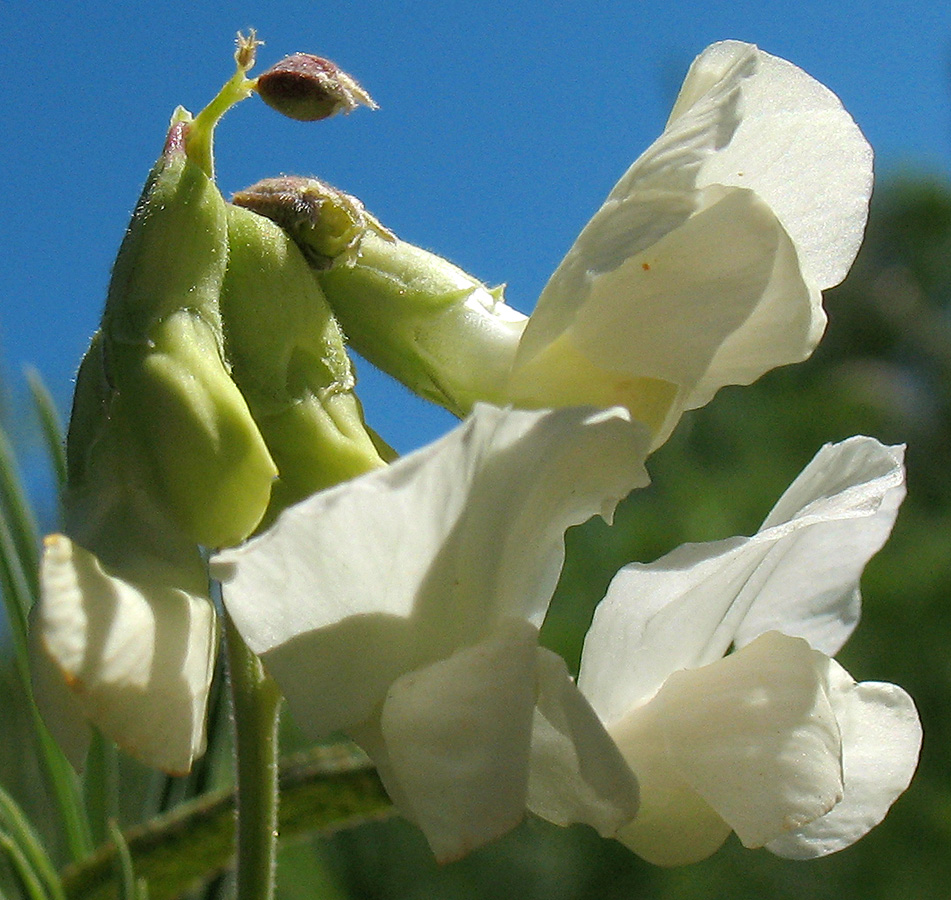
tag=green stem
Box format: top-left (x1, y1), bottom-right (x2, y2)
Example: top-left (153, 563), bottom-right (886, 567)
top-left (225, 612), bottom-right (282, 900)
top-left (60, 745), bottom-right (391, 900)
top-left (186, 32), bottom-right (260, 178)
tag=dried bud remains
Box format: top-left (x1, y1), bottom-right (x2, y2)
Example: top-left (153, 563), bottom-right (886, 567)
top-left (233, 175), bottom-right (390, 268)
top-left (256, 53), bottom-right (376, 121)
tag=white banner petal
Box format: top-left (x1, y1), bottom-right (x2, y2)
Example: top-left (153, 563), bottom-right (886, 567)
top-left (690, 42), bottom-right (874, 291)
top-left (214, 403), bottom-right (649, 736)
top-left (736, 437), bottom-right (905, 655)
top-left (508, 41), bottom-right (869, 442)
top-left (34, 535), bottom-right (216, 774)
top-left (579, 437), bottom-right (905, 725)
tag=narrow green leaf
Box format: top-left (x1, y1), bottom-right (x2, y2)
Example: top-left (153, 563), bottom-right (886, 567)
top-left (107, 821), bottom-right (137, 900)
top-left (83, 735), bottom-right (119, 847)
top-left (0, 786), bottom-right (65, 900)
top-left (25, 369), bottom-right (67, 493)
top-left (0, 832), bottom-right (50, 900)
top-left (0, 422), bottom-right (92, 863)
top-left (0, 425), bottom-right (39, 599)
top-left (0, 507), bottom-right (34, 687)
top-left (61, 745), bottom-right (393, 900)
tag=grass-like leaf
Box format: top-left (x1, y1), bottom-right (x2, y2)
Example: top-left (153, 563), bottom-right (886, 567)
top-left (25, 368), bottom-right (67, 493)
top-left (0, 785), bottom-right (66, 900)
top-left (0, 418), bottom-right (92, 863)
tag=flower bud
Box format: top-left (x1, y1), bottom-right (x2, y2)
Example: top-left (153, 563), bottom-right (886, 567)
top-left (74, 121), bottom-right (277, 548)
top-left (233, 177), bottom-right (527, 417)
top-left (256, 53), bottom-right (376, 121)
top-left (232, 175), bottom-right (381, 269)
top-left (221, 202), bottom-right (387, 519)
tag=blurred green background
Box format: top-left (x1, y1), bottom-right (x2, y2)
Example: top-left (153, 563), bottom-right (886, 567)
top-left (3, 172), bottom-right (950, 898)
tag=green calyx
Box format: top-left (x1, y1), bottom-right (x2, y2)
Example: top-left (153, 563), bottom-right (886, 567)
top-left (221, 204), bottom-right (387, 521)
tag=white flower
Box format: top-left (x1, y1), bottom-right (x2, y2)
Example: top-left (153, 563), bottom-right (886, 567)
top-left (211, 403), bottom-right (650, 861)
top-left (305, 41), bottom-right (871, 445)
top-left (504, 41), bottom-right (872, 444)
top-left (528, 436), bottom-right (921, 864)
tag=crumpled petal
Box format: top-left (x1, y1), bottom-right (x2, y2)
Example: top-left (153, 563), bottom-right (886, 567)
top-left (578, 436), bottom-right (904, 725)
top-left (212, 403), bottom-right (650, 737)
top-left (33, 535), bottom-right (216, 775)
top-left (527, 647), bottom-right (640, 837)
top-left (767, 658), bottom-right (922, 858)
top-left (373, 619), bottom-right (539, 863)
top-left (508, 42), bottom-right (870, 444)
top-left (610, 632), bottom-right (843, 865)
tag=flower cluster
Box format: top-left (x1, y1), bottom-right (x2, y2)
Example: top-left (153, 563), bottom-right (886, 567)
top-left (32, 37), bottom-right (920, 869)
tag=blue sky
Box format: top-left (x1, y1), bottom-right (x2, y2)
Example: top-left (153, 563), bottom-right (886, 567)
top-left (3, 0), bottom-right (951, 455)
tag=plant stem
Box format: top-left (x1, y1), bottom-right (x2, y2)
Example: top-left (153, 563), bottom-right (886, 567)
top-left (225, 611), bottom-right (282, 900)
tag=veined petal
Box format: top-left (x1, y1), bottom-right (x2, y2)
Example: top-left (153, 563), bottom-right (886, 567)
top-left (608, 632), bottom-right (843, 864)
top-left (736, 437), bottom-right (905, 655)
top-left (213, 403), bottom-right (649, 736)
top-left (510, 42), bottom-right (868, 442)
top-left (527, 648), bottom-right (639, 837)
top-left (33, 535), bottom-right (216, 775)
top-left (374, 619), bottom-right (539, 863)
top-left (688, 42), bottom-right (873, 291)
top-left (767, 658), bottom-right (922, 858)
top-left (578, 437), bottom-right (905, 724)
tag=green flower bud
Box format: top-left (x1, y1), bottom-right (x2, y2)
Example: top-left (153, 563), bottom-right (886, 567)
top-left (221, 203), bottom-right (387, 519)
top-left (233, 177), bottom-right (526, 417)
top-left (70, 90), bottom-right (277, 548)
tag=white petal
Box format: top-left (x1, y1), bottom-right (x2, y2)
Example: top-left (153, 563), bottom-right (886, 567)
top-left (33, 535), bottom-right (216, 774)
top-left (578, 437), bottom-right (905, 724)
top-left (605, 631), bottom-right (842, 863)
top-left (518, 43), bottom-right (757, 362)
top-left (509, 42), bottom-right (869, 441)
top-left (657, 632), bottom-right (843, 849)
top-left (579, 533), bottom-right (766, 725)
top-left (213, 403), bottom-right (649, 735)
top-left (28, 608), bottom-right (91, 770)
top-left (527, 648), bottom-right (639, 836)
top-left (610, 692), bottom-right (732, 866)
top-left (767, 658), bottom-right (922, 858)
top-left (689, 42), bottom-right (873, 290)
top-left (375, 619), bottom-right (539, 862)
top-left (736, 437), bottom-right (906, 655)
top-left (510, 187), bottom-right (815, 443)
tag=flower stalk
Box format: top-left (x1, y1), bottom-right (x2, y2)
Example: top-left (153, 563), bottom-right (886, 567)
top-left (225, 612), bottom-right (282, 900)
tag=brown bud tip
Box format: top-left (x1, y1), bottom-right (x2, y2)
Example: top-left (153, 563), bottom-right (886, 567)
top-left (256, 54), bottom-right (377, 122)
top-left (233, 176), bottom-right (391, 269)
